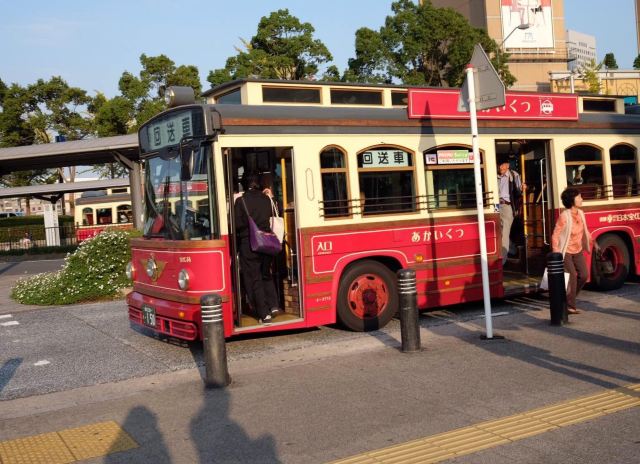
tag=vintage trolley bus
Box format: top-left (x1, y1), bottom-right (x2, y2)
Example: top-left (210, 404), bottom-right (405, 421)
top-left (126, 79), bottom-right (640, 340)
top-left (74, 187), bottom-right (133, 241)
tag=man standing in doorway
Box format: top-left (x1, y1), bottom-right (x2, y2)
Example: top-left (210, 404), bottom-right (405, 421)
top-left (498, 158), bottom-right (525, 265)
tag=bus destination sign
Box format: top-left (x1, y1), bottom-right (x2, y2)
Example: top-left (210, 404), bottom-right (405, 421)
top-left (407, 88), bottom-right (579, 121)
top-left (146, 110), bottom-right (194, 150)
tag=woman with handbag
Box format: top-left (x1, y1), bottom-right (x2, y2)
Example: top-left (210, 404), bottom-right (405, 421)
top-left (235, 173), bottom-right (280, 325)
top-left (551, 187), bottom-right (598, 314)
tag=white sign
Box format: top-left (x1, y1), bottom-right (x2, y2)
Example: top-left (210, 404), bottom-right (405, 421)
top-left (147, 110), bottom-right (193, 150)
top-left (360, 149), bottom-right (410, 168)
top-left (426, 150), bottom-right (474, 165)
top-left (43, 203), bottom-right (60, 247)
top-left (501, 1), bottom-right (554, 49)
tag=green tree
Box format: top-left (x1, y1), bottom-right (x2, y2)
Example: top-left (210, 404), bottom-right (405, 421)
top-left (346, 0), bottom-right (515, 87)
top-left (603, 52), bottom-right (618, 69)
top-left (578, 59), bottom-right (602, 94)
top-left (207, 9), bottom-right (333, 85)
top-left (0, 78), bottom-right (88, 214)
top-left (634, 54), bottom-right (640, 69)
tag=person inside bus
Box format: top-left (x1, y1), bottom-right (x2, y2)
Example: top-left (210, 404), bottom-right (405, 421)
top-left (551, 187), bottom-right (598, 314)
top-left (234, 172), bottom-right (280, 325)
top-left (497, 157), bottom-right (525, 265)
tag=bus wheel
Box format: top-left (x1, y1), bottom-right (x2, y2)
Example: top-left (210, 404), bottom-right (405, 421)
top-left (337, 260), bottom-right (398, 332)
top-left (591, 234), bottom-right (630, 291)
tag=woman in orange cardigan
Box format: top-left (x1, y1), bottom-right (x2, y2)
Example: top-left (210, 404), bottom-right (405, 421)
top-left (551, 187), bottom-right (599, 314)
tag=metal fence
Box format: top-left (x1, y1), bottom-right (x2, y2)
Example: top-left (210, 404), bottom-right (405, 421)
top-left (0, 224), bottom-right (132, 252)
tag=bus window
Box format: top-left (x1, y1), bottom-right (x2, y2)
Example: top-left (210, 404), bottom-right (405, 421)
top-left (565, 144), bottom-right (603, 199)
top-left (357, 146), bottom-right (416, 215)
top-left (610, 144), bottom-right (638, 197)
top-left (97, 208), bottom-right (113, 224)
top-left (320, 146), bottom-right (350, 218)
top-left (117, 204), bottom-right (132, 223)
top-left (423, 146), bottom-right (485, 209)
top-left (82, 207), bottom-right (94, 226)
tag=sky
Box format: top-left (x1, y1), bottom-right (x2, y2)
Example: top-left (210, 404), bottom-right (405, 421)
top-left (0, 0), bottom-right (637, 98)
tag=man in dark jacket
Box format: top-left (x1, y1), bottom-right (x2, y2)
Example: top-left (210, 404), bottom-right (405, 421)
top-left (497, 159), bottom-right (524, 265)
top-left (235, 173), bottom-right (279, 324)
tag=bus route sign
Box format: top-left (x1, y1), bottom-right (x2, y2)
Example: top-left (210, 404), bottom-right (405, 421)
top-left (407, 88), bottom-right (579, 121)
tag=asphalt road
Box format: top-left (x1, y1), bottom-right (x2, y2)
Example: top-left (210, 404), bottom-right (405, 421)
top-left (1, 257), bottom-right (638, 401)
top-left (1, 259), bottom-right (639, 463)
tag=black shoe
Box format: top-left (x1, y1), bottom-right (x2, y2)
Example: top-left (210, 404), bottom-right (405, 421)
top-left (261, 314), bottom-right (272, 325)
top-left (270, 307), bottom-right (282, 316)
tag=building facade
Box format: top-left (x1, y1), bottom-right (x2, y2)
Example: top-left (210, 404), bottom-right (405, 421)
top-left (431, 0), bottom-right (570, 91)
top-left (566, 29), bottom-right (597, 71)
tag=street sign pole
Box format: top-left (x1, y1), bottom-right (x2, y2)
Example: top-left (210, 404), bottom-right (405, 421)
top-left (464, 64), bottom-right (494, 339)
top-left (458, 44), bottom-right (506, 340)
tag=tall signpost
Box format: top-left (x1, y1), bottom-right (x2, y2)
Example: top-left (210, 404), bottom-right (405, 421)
top-left (457, 44), bottom-right (506, 340)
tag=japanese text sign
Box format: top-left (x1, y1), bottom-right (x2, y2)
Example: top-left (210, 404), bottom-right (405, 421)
top-left (360, 149), bottom-right (410, 168)
top-left (408, 88), bottom-right (579, 121)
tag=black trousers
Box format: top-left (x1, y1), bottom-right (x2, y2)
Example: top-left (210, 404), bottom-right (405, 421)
top-left (239, 240), bottom-right (278, 320)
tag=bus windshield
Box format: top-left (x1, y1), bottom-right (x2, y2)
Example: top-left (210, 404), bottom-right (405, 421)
top-left (143, 145), bottom-right (212, 240)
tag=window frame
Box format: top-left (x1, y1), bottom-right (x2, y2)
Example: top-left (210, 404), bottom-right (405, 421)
top-left (356, 144), bottom-right (418, 217)
top-left (423, 144), bottom-right (488, 210)
top-left (609, 143), bottom-right (638, 198)
top-left (564, 143), bottom-right (605, 200)
top-left (319, 145), bottom-right (352, 219)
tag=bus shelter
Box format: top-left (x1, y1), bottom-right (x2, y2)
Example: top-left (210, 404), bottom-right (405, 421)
top-left (0, 134), bottom-right (143, 229)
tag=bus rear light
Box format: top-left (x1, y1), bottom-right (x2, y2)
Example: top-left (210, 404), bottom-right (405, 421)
top-left (178, 269), bottom-right (190, 290)
top-left (126, 261), bottom-right (135, 280)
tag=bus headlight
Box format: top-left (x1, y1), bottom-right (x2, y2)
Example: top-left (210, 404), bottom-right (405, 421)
top-left (126, 261), bottom-right (135, 280)
top-left (146, 258), bottom-right (157, 278)
top-left (178, 269), bottom-right (190, 290)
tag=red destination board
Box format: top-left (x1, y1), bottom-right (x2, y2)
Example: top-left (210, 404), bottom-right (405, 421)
top-left (408, 88), bottom-right (579, 121)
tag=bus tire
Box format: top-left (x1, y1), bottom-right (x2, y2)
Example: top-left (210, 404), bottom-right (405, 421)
top-left (591, 234), bottom-right (630, 291)
top-left (337, 260), bottom-right (398, 332)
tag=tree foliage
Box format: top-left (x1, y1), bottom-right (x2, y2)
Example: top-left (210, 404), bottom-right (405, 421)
top-left (634, 54), bottom-right (640, 70)
top-left (603, 52), bottom-right (618, 70)
top-left (0, 77), bottom-right (89, 211)
top-left (207, 9), bottom-right (332, 85)
top-left (346, 0), bottom-right (515, 87)
top-left (578, 59), bottom-right (603, 94)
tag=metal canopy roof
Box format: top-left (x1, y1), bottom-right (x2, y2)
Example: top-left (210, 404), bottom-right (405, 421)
top-left (0, 134), bottom-right (139, 175)
top-left (0, 178), bottom-right (130, 200)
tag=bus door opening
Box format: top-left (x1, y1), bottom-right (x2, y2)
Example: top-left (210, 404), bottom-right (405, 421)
top-left (495, 139), bottom-right (551, 278)
top-left (224, 147), bottom-right (301, 329)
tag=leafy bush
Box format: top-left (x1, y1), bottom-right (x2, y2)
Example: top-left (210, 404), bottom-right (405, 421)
top-left (11, 229), bottom-right (139, 305)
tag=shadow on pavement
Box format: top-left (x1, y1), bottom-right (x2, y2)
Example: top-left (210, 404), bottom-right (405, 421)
top-left (105, 406), bottom-right (172, 463)
top-left (429, 310), bottom-right (640, 391)
top-left (0, 358), bottom-right (22, 393)
top-left (189, 386), bottom-right (280, 463)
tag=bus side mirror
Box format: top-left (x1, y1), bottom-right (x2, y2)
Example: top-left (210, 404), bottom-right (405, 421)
top-left (180, 146), bottom-right (195, 181)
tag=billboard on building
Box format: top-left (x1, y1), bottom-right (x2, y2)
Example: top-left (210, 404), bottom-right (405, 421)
top-left (501, 0), bottom-right (554, 49)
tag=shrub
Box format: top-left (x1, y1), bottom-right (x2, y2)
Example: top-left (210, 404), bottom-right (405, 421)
top-left (11, 229), bottom-right (139, 305)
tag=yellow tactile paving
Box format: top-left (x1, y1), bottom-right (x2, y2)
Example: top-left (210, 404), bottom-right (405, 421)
top-left (330, 383), bottom-right (640, 464)
top-left (58, 421), bottom-right (138, 461)
top-left (0, 421), bottom-right (137, 464)
top-left (0, 432), bottom-right (75, 464)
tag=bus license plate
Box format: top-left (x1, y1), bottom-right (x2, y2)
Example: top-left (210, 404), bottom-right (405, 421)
top-left (142, 304), bottom-right (156, 327)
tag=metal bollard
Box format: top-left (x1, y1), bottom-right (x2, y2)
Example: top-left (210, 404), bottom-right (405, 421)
top-left (397, 268), bottom-right (421, 352)
top-left (547, 252), bottom-right (567, 326)
top-left (200, 294), bottom-right (231, 388)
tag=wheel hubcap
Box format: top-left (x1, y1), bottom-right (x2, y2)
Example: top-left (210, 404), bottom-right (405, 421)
top-left (347, 274), bottom-right (389, 319)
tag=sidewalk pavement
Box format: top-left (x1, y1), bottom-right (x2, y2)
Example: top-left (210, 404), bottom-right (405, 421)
top-left (1, 282), bottom-right (639, 463)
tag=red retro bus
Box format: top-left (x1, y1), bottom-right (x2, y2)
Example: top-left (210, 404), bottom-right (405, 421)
top-left (74, 187), bottom-right (133, 241)
top-left (126, 79), bottom-right (640, 340)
